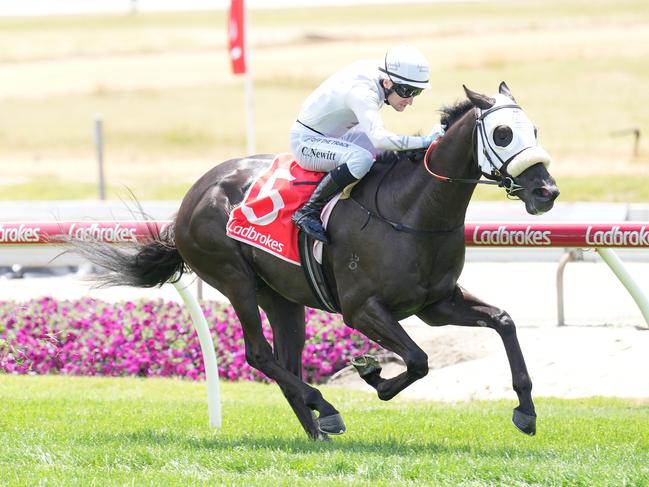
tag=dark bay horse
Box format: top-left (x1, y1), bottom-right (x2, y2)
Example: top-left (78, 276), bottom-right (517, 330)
top-left (79, 83), bottom-right (559, 440)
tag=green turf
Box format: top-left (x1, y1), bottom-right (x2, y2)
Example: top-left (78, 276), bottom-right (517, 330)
top-left (0, 375), bottom-right (647, 485)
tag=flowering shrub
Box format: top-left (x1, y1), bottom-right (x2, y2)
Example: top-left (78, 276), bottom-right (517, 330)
top-left (0, 297), bottom-right (381, 384)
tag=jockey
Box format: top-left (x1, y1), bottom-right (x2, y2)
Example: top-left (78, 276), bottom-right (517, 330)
top-left (289, 44), bottom-right (445, 244)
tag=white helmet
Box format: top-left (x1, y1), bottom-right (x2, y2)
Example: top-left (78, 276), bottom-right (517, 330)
top-left (380, 45), bottom-right (431, 90)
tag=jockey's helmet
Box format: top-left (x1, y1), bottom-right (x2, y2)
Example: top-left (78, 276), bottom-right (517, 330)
top-left (379, 45), bottom-right (431, 92)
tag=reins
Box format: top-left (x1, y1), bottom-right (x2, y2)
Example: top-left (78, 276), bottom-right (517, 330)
top-left (423, 140), bottom-right (521, 195)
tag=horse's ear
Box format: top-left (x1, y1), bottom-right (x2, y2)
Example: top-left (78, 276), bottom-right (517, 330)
top-left (499, 81), bottom-right (516, 102)
top-left (463, 85), bottom-right (495, 110)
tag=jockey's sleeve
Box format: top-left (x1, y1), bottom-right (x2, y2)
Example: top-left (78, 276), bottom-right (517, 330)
top-left (346, 86), bottom-right (428, 151)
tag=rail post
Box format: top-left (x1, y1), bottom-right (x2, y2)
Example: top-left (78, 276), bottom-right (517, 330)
top-left (173, 276), bottom-right (221, 429)
top-left (556, 249), bottom-right (584, 327)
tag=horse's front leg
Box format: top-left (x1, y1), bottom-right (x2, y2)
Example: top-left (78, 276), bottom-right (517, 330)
top-left (417, 285), bottom-right (536, 436)
top-left (346, 297), bottom-right (429, 401)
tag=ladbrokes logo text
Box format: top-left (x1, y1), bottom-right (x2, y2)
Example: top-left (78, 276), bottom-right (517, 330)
top-left (0, 224), bottom-right (41, 243)
top-left (227, 221), bottom-right (285, 253)
top-left (67, 223), bottom-right (138, 242)
top-left (586, 225), bottom-right (649, 247)
top-left (472, 225), bottom-right (551, 246)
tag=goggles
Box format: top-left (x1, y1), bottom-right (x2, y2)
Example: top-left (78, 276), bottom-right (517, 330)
top-left (392, 83), bottom-right (423, 99)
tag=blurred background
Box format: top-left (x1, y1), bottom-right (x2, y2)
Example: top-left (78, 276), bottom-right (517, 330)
top-left (1, 0), bottom-right (647, 202)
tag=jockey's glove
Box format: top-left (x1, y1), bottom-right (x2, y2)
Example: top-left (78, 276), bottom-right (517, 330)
top-left (422, 124), bottom-right (446, 147)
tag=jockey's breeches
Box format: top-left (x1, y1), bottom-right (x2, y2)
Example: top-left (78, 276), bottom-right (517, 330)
top-left (289, 124), bottom-right (374, 179)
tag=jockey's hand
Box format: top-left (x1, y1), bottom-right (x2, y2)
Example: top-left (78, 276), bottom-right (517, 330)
top-left (422, 124), bottom-right (445, 147)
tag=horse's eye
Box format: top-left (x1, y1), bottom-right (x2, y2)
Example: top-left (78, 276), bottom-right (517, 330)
top-left (493, 125), bottom-right (513, 147)
top-left (534, 126), bottom-right (538, 139)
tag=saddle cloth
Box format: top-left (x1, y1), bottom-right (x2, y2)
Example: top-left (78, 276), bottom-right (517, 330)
top-left (226, 153), bottom-right (326, 266)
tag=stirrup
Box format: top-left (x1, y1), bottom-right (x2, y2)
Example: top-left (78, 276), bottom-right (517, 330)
top-left (297, 216), bottom-right (329, 243)
top-left (292, 209), bottom-right (315, 225)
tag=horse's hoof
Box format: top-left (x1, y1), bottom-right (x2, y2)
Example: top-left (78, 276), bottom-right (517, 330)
top-left (350, 354), bottom-right (382, 377)
top-left (317, 413), bottom-right (346, 435)
top-left (512, 408), bottom-right (537, 436)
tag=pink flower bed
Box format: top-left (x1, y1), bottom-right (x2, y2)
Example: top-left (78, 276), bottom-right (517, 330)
top-left (0, 297), bottom-right (381, 383)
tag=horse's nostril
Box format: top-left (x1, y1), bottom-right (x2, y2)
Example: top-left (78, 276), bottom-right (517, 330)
top-left (534, 186), bottom-right (559, 201)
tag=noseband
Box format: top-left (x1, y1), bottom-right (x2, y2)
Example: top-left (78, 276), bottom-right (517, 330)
top-left (423, 106), bottom-right (524, 197)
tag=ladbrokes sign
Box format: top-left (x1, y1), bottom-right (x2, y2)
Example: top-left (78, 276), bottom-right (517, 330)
top-left (2, 221), bottom-right (647, 248)
top-left (467, 223), bottom-right (649, 248)
top-left (0, 222), bottom-right (170, 244)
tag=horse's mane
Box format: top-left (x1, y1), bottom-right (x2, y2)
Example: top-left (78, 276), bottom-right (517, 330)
top-left (440, 99), bottom-right (473, 129)
top-left (375, 98), bottom-right (474, 166)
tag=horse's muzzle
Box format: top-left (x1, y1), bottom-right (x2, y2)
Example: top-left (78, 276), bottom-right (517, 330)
top-left (527, 184), bottom-right (560, 215)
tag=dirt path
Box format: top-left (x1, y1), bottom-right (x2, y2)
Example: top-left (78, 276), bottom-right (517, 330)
top-left (328, 324), bottom-right (649, 401)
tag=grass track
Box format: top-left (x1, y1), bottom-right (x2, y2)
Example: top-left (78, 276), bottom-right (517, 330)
top-left (1, 375), bottom-right (648, 485)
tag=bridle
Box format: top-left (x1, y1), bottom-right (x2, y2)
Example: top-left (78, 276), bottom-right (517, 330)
top-left (423, 105), bottom-right (525, 198)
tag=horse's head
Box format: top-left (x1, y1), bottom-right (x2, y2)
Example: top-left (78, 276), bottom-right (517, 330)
top-left (463, 82), bottom-right (560, 215)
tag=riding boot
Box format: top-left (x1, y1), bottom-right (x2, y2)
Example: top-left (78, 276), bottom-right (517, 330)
top-left (292, 164), bottom-right (358, 244)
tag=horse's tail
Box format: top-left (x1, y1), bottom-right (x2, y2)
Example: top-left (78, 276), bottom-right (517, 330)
top-left (72, 222), bottom-right (187, 288)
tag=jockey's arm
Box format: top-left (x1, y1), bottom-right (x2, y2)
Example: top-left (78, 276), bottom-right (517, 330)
top-left (346, 88), bottom-right (429, 151)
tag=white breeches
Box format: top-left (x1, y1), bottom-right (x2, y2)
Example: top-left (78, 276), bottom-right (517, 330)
top-left (289, 124), bottom-right (375, 179)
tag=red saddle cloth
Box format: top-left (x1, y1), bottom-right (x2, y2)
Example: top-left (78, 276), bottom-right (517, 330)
top-left (226, 153), bottom-right (324, 266)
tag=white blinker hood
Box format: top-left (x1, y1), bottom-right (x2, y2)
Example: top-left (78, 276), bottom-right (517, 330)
top-left (476, 94), bottom-right (552, 177)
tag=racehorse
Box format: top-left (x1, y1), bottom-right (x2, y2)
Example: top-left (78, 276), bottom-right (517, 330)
top-left (78, 82), bottom-right (559, 440)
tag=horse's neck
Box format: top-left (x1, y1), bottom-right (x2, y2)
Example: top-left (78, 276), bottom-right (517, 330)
top-left (393, 114), bottom-right (478, 229)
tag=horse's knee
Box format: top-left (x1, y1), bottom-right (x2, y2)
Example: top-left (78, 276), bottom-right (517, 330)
top-left (406, 349), bottom-right (429, 380)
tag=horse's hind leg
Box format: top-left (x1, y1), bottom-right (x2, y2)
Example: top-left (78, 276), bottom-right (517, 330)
top-left (257, 289), bottom-right (328, 440)
top-left (416, 285), bottom-right (536, 436)
top-left (196, 265), bottom-right (344, 439)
